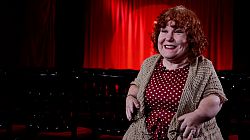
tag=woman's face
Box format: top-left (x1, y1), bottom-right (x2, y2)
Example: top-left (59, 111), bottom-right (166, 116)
top-left (158, 20), bottom-right (189, 62)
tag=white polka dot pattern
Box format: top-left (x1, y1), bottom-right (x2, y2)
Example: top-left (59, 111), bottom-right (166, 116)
top-left (145, 58), bottom-right (189, 140)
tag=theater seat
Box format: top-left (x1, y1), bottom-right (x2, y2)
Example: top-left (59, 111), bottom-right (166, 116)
top-left (37, 127), bottom-right (93, 140)
top-left (21, 69), bottom-right (93, 140)
top-left (97, 134), bottom-right (123, 140)
top-left (84, 70), bottom-right (135, 140)
top-left (217, 71), bottom-right (250, 140)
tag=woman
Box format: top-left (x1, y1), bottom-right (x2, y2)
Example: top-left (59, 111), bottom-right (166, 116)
top-left (123, 5), bottom-right (227, 140)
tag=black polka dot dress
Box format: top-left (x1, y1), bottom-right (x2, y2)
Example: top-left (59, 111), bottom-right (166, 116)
top-left (145, 58), bottom-right (189, 140)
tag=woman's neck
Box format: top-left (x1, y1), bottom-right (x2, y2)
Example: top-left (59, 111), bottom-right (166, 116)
top-left (162, 57), bottom-right (189, 70)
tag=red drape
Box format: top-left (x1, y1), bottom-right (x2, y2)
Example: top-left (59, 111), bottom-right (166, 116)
top-left (83, 0), bottom-right (233, 70)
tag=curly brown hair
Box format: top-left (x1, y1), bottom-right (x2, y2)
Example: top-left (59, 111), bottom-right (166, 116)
top-left (151, 5), bottom-right (208, 60)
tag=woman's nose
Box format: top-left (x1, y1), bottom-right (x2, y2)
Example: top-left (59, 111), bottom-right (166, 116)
top-left (166, 33), bottom-right (174, 42)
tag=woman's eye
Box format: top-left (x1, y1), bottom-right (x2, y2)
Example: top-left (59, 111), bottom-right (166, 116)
top-left (161, 30), bottom-right (168, 33)
top-left (174, 29), bottom-right (184, 33)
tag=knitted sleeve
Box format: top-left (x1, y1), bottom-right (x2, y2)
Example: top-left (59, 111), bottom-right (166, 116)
top-left (130, 65), bottom-right (143, 87)
top-left (202, 61), bottom-right (228, 103)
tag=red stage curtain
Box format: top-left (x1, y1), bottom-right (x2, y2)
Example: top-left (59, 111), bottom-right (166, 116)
top-left (83, 0), bottom-right (233, 70)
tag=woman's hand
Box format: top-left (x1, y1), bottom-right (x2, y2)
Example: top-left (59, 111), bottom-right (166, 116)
top-left (126, 95), bottom-right (140, 121)
top-left (178, 111), bottom-right (202, 139)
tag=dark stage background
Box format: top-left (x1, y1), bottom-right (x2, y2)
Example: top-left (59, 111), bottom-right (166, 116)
top-left (0, 0), bottom-right (249, 72)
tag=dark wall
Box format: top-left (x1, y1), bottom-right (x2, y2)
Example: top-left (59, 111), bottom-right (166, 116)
top-left (55, 0), bottom-right (87, 69)
top-left (0, 0), bottom-right (25, 68)
top-left (0, 0), bottom-right (87, 69)
top-left (233, 0), bottom-right (250, 72)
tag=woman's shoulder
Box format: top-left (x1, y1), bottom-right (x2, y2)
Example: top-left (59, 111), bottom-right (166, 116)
top-left (143, 54), bottom-right (161, 64)
top-left (196, 55), bottom-right (214, 67)
top-left (194, 55), bottom-right (216, 73)
top-left (139, 54), bottom-right (161, 70)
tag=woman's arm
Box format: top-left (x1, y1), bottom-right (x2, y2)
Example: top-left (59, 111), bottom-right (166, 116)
top-left (178, 94), bottom-right (222, 139)
top-left (126, 84), bottom-right (140, 121)
top-left (194, 94), bottom-right (222, 121)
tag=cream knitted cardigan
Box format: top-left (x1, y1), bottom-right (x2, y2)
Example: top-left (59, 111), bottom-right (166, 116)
top-left (123, 54), bottom-right (228, 140)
